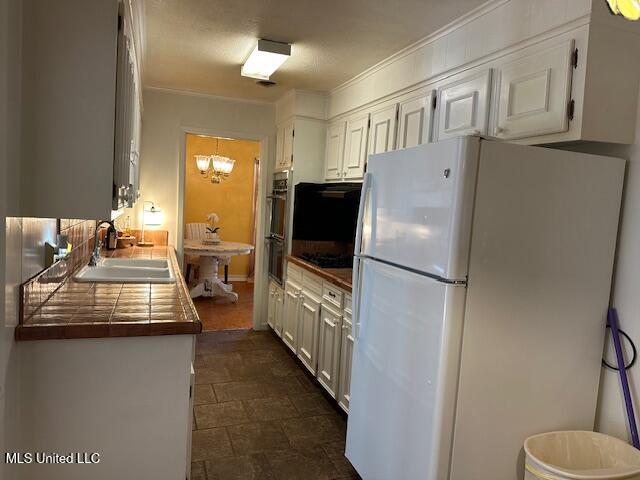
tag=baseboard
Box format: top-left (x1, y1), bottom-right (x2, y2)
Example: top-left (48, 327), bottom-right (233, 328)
top-left (226, 275), bottom-right (248, 282)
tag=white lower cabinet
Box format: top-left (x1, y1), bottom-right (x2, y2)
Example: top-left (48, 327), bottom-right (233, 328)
top-left (337, 297), bottom-right (354, 413)
top-left (267, 281), bottom-right (285, 337)
top-left (317, 304), bottom-right (342, 398)
top-left (283, 280), bottom-right (301, 353)
top-left (297, 292), bottom-right (321, 374)
top-left (267, 282), bottom-right (277, 330)
top-left (274, 262), bottom-right (355, 414)
top-left (274, 286), bottom-right (284, 338)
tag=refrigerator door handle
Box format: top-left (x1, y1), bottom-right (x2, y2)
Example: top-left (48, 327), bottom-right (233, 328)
top-left (354, 172), bottom-right (372, 257)
top-left (352, 172), bottom-right (371, 339)
top-left (352, 255), bottom-right (364, 339)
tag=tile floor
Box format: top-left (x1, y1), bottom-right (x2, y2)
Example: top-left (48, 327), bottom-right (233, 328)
top-left (192, 329), bottom-right (360, 480)
top-left (194, 282), bottom-right (254, 331)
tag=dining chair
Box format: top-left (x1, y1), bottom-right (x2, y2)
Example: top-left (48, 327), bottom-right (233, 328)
top-left (184, 223), bottom-right (208, 284)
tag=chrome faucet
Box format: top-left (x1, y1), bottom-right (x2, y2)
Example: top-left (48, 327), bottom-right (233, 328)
top-left (89, 220), bottom-right (114, 267)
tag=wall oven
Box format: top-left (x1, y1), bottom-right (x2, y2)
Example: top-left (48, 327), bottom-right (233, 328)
top-left (266, 172), bottom-right (289, 285)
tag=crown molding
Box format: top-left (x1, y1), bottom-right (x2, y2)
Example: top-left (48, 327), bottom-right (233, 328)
top-left (330, 0), bottom-right (510, 96)
top-left (144, 86), bottom-right (276, 106)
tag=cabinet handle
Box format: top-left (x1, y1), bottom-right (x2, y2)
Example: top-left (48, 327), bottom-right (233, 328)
top-left (471, 129), bottom-right (481, 136)
top-left (328, 291), bottom-right (336, 298)
top-left (494, 126), bottom-right (506, 135)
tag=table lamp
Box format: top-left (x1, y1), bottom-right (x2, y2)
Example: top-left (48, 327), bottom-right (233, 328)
top-left (139, 201), bottom-right (162, 247)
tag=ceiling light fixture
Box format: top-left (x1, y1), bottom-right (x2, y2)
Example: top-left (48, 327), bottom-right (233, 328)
top-left (241, 39), bottom-right (291, 80)
top-left (195, 138), bottom-right (236, 184)
top-left (607, 0), bottom-right (640, 20)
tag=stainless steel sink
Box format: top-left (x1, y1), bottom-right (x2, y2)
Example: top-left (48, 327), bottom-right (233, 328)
top-left (74, 258), bottom-right (175, 283)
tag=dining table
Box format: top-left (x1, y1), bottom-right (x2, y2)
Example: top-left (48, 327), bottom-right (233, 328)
top-left (183, 239), bottom-right (254, 302)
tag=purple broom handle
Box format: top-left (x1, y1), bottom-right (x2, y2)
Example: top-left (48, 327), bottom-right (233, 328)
top-left (608, 308), bottom-right (640, 449)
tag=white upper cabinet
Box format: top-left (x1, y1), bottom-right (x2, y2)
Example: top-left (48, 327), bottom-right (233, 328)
top-left (493, 40), bottom-right (574, 140)
top-left (343, 113), bottom-right (370, 180)
top-left (436, 69), bottom-right (492, 141)
top-left (19, 0), bottom-right (142, 219)
top-left (282, 120), bottom-right (295, 169)
top-left (368, 105), bottom-right (398, 155)
top-left (325, 120), bottom-right (346, 181)
top-left (275, 127), bottom-right (285, 170)
top-left (275, 120), bottom-right (294, 171)
top-left (397, 91), bottom-right (435, 149)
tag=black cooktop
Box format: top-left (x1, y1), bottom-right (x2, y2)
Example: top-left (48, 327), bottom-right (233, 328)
top-left (299, 252), bottom-right (353, 269)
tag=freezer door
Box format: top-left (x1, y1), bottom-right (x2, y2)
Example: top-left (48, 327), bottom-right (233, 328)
top-left (346, 257), bottom-right (466, 480)
top-left (358, 137), bottom-right (479, 281)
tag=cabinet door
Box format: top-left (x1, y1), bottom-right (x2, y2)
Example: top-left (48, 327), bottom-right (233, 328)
top-left (317, 305), bottom-right (342, 398)
top-left (267, 284), bottom-right (276, 330)
top-left (282, 282), bottom-right (300, 353)
top-left (436, 70), bottom-right (492, 141)
top-left (338, 314), bottom-right (354, 413)
top-left (274, 288), bottom-right (284, 338)
top-left (368, 105), bottom-right (398, 156)
top-left (325, 121), bottom-right (346, 181)
top-left (281, 120), bottom-right (295, 170)
top-left (494, 40), bottom-right (574, 140)
top-left (297, 292), bottom-right (321, 374)
top-left (343, 113), bottom-right (370, 180)
top-left (275, 126), bottom-right (285, 170)
top-left (397, 91), bottom-right (435, 149)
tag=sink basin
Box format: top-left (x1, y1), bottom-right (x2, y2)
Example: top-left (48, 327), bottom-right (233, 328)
top-left (74, 259), bottom-right (175, 284)
top-left (101, 258), bottom-right (169, 269)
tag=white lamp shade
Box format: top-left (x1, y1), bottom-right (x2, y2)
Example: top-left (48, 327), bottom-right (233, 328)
top-left (211, 155), bottom-right (235, 175)
top-left (144, 206), bottom-right (163, 226)
top-left (241, 39), bottom-right (291, 80)
top-left (195, 155), bottom-right (210, 172)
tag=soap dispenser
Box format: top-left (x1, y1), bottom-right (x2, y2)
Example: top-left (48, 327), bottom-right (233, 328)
top-left (106, 223), bottom-right (118, 250)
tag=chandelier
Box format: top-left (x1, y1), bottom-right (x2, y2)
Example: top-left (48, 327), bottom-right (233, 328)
top-left (194, 138), bottom-right (236, 183)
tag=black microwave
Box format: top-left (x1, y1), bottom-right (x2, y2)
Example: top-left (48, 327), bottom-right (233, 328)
top-left (292, 183), bottom-right (362, 243)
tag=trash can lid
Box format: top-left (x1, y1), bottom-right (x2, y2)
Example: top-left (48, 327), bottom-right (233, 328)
top-left (525, 431), bottom-right (640, 480)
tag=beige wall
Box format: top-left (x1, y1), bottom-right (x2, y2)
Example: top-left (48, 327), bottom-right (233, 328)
top-left (184, 135), bottom-right (259, 277)
top-left (555, 91), bottom-right (640, 439)
top-left (135, 88), bottom-right (275, 245)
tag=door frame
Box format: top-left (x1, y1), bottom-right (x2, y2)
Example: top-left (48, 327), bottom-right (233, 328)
top-left (177, 126), bottom-right (271, 330)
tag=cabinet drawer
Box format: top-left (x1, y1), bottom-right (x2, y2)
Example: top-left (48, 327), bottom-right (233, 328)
top-left (302, 271), bottom-right (323, 300)
top-left (322, 283), bottom-right (344, 310)
top-left (287, 262), bottom-right (303, 286)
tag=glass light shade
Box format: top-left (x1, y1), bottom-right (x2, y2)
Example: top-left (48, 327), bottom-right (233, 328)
top-left (241, 40), bottom-right (291, 80)
top-left (144, 206), bottom-right (163, 226)
top-left (195, 155), bottom-right (210, 173)
top-left (211, 155), bottom-right (235, 175)
top-left (618, 0), bottom-right (640, 19)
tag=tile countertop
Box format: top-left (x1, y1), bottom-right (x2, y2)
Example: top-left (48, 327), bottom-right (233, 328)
top-left (286, 255), bottom-right (352, 292)
top-left (15, 246), bottom-right (202, 341)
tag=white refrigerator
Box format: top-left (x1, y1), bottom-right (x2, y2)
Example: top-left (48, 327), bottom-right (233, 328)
top-left (345, 137), bottom-right (625, 480)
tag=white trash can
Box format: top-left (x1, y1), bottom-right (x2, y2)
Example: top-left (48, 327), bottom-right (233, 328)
top-left (524, 431), bottom-right (640, 480)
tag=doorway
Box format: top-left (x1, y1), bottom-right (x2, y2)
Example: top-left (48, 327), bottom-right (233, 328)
top-left (182, 133), bottom-right (261, 331)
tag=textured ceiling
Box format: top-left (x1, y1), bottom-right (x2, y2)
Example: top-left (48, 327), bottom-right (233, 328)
top-left (144, 0), bottom-right (488, 101)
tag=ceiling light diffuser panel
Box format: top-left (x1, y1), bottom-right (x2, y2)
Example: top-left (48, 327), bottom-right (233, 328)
top-left (241, 39), bottom-right (291, 80)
